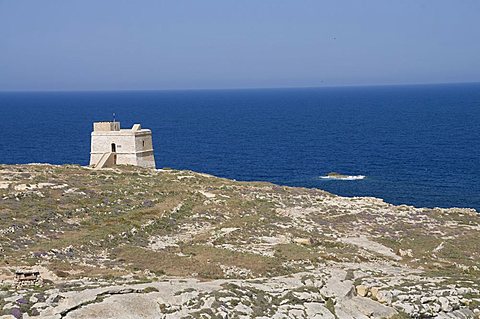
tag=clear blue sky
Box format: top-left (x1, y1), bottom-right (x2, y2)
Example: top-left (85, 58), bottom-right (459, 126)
top-left (1, 0), bottom-right (479, 91)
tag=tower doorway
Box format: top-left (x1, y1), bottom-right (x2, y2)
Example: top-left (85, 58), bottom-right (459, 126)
top-left (111, 143), bottom-right (117, 164)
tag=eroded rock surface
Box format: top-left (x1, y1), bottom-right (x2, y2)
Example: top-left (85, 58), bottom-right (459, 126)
top-left (0, 164), bottom-right (479, 318)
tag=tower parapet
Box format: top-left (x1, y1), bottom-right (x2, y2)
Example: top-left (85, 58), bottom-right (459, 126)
top-left (93, 122), bottom-right (121, 132)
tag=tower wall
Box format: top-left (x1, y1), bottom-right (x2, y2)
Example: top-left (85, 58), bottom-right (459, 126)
top-left (93, 122), bottom-right (120, 132)
top-left (89, 122), bottom-right (156, 169)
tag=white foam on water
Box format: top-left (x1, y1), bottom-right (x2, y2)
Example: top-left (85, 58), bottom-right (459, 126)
top-left (320, 175), bottom-right (366, 180)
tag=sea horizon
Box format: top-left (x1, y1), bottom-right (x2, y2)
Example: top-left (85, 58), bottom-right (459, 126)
top-left (1, 80), bottom-right (480, 94)
top-left (1, 82), bottom-right (479, 211)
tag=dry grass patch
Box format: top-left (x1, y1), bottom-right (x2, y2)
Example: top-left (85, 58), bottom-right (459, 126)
top-left (114, 244), bottom-right (285, 279)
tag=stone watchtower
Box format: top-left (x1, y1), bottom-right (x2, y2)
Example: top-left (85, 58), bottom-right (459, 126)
top-left (89, 122), bottom-right (156, 169)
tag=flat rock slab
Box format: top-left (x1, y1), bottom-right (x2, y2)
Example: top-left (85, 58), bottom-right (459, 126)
top-left (339, 236), bottom-right (402, 261)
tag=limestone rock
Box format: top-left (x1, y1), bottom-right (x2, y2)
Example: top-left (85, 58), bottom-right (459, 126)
top-left (338, 296), bottom-right (396, 319)
top-left (420, 296), bottom-right (437, 304)
top-left (356, 285), bottom-right (368, 297)
top-left (398, 249), bottom-right (413, 257)
top-left (376, 290), bottom-right (393, 305)
top-left (370, 286), bottom-right (380, 299)
top-left (439, 296), bottom-right (453, 312)
top-left (293, 237), bottom-right (313, 246)
top-left (304, 302), bottom-right (335, 319)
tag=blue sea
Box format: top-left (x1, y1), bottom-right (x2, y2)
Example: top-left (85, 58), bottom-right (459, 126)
top-left (1, 83), bottom-right (479, 211)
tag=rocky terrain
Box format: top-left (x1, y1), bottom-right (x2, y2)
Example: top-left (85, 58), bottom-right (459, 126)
top-left (0, 164), bottom-right (479, 319)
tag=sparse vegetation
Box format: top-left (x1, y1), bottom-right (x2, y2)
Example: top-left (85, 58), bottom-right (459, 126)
top-left (0, 164), bottom-right (479, 318)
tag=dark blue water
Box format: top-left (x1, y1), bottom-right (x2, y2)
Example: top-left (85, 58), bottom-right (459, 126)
top-left (1, 84), bottom-right (479, 210)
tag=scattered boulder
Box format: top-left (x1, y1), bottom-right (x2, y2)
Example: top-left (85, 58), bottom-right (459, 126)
top-left (398, 249), bottom-right (413, 257)
top-left (370, 286), bottom-right (380, 299)
top-left (293, 237), bottom-right (314, 246)
top-left (376, 290), bottom-right (393, 305)
top-left (356, 285), bottom-right (368, 297)
top-left (439, 296), bottom-right (453, 312)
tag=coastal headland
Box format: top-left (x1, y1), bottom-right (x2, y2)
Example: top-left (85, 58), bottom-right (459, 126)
top-left (0, 164), bottom-right (479, 318)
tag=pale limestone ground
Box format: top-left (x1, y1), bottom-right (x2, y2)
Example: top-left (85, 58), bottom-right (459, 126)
top-left (36, 264), bottom-right (396, 319)
top-left (0, 164), bottom-right (479, 318)
top-left (2, 261), bottom-right (476, 319)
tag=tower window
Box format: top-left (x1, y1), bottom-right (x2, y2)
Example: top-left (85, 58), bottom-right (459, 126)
top-left (143, 141), bottom-right (145, 147)
top-left (111, 143), bottom-right (116, 152)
